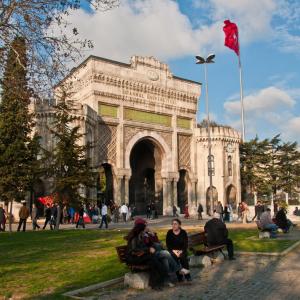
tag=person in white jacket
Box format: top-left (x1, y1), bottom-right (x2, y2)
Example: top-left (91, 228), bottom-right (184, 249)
top-left (120, 204), bottom-right (128, 222)
top-left (99, 203), bottom-right (108, 229)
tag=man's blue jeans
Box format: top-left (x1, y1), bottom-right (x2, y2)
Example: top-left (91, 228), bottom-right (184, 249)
top-left (155, 250), bottom-right (181, 273)
top-left (264, 223), bottom-right (278, 237)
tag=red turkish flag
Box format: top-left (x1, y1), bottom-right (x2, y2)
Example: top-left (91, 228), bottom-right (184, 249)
top-left (223, 20), bottom-right (239, 56)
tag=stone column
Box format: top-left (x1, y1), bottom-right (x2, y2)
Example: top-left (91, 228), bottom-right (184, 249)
top-left (173, 179), bottom-right (178, 207)
top-left (115, 176), bottom-right (123, 205)
top-left (190, 179), bottom-right (198, 216)
top-left (124, 175), bottom-right (130, 205)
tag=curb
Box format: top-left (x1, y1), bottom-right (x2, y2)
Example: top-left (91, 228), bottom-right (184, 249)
top-left (63, 277), bottom-right (123, 299)
top-left (236, 240), bottom-right (300, 257)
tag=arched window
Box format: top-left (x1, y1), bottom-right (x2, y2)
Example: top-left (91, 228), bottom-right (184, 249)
top-left (208, 155), bottom-right (215, 176)
top-left (228, 155), bottom-right (232, 176)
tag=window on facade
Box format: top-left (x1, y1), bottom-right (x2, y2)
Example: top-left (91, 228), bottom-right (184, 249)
top-left (208, 155), bottom-right (215, 176)
top-left (228, 155), bottom-right (232, 176)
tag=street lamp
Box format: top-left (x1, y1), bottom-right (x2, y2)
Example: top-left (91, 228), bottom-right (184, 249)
top-left (196, 54), bottom-right (215, 216)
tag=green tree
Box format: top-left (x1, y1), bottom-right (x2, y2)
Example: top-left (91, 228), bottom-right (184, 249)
top-left (0, 37), bottom-right (36, 231)
top-left (43, 91), bottom-right (95, 229)
top-left (277, 141), bottom-right (300, 198)
top-left (240, 136), bottom-right (271, 202)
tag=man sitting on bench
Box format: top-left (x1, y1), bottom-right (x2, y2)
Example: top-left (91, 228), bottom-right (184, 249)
top-left (259, 208), bottom-right (278, 238)
top-left (204, 213), bottom-right (235, 260)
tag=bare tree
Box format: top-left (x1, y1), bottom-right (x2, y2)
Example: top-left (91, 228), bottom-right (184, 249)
top-left (0, 0), bottom-right (119, 97)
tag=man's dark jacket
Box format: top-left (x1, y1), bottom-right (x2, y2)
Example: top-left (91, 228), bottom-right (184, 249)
top-left (204, 218), bottom-right (228, 245)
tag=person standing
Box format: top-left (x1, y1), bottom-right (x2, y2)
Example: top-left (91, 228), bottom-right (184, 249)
top-left (223, 205), bottom-right (230, 222)
top-left (216, 201), bottom-right (224, 221)
top-left (241, 201), bottom-right (249, 224)
top-left (50, 204), bottom-right (57, 228)
top-left (146, 204), bottom-right (151, 219)
top-left (120, 203), bottom-right (128, 222)
top-left (99, 203), bottom-right (108, 229)
top-left (184, 204), bottom-right (189, 219)
top-left (252, 201), bottom-right (265, 221)
top-left (17, 201), bottom-right (30, 232)
top-left (62, 205), bottom-right (69, 224)
top-left (76, 205), bottom-right (85, 228)
top-left (197, 203), bottom-right (203, 220)
top-left (0, 204), bottom-right (6, 231)
top-left (204, 213), bottom-right (235, 260)
top-left (31, 204), bottom-right (40, 230)
top-left (166, 218), bottom-right (192, 282)
top-left (113, 204), bottom-right (119, 223)
top-left (237, 203), bottom-right (242, 222)
top-left (173, 205), bottom-right (178, 217)
top-left (43, 204), bottom-right (53, 230)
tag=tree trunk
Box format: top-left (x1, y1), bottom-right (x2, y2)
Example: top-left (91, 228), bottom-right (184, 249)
top-left (55, 205), bottom-right (61, 230)
top-left (9, 199), bottom-right (13, 232)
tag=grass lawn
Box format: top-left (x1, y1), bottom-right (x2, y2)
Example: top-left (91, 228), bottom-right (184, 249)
top-left (0, 228), bottom-right (297, 299)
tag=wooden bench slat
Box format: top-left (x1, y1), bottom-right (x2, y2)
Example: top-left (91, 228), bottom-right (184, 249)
top-left (188, 232), bottom-right (225, 255)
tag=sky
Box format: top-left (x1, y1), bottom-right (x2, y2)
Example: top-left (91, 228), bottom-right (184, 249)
top-left (67, 0), bottom-right (300, 143)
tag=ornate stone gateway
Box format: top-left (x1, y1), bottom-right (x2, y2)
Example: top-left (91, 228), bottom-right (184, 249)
top-left (33, 55), bottom-right (242, 218)
top-left (59, 55), bottom-right (201, 215)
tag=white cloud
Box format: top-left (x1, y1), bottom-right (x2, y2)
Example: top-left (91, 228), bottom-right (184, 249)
top-left (62, 0), bottom-right (291, 63)
top-left (282, 117), bottom-right (300, 140)
top-left (224, 86), bottom-right (295, 115)
top-left (223, 86), bottom-right (300, 142)
top-left (64, 0), bottom-right (205, 62)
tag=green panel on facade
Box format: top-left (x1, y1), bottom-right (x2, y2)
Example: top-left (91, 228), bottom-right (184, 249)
top-left (98, 103), bottom-right (118, 118)
top-left (177, 117), bottom-right (191, 129)
top-left (124, 108), bottom-right (171, 127)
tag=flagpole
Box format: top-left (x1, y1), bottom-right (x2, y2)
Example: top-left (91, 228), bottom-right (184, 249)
top-left (238, 40), bottom-right (245, 142)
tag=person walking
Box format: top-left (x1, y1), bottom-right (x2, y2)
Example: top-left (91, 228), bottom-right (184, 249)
top-left (43, 204), bottom-right (53, 230)
top-left (120, 203), bottom-right (128, 222)
top-left (76, 205), bottom-right (85, 228)
top-left (0, 204), bottom-right (6, 232)
top-left (99, 203), bottom-right (108, 229)
top-left (31, 204), bottom-right (40, 230)
top-left (197, 203), bottom-right (203, 220)
top-left (17, 201), bottom-right (30, 232)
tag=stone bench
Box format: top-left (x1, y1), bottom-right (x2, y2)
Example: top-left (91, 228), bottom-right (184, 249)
top-left (124, 272), bottom-right (150, 289)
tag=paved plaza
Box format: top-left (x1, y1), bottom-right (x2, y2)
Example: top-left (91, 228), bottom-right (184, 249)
top-left (86, 243), bottom-right (300, 300)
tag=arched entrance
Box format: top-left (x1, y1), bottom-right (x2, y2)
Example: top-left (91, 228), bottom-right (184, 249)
top-left (129, 139), bottom-right (163, 215)
top-left (177, 169), bottom-right (188, 214)
top-left (97, 163), bottom-right (114, 206)
top-left (206, 186), bottom-right (218, 215)
top-left (226, 184), bottom-right (237, 210)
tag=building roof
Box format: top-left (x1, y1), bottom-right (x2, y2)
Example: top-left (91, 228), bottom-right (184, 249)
top-left (66, 55), bottom-right (201, 86)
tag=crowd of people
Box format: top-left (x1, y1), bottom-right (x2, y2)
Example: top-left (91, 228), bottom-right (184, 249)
top-left (0, 198), bottom-right (299, 234)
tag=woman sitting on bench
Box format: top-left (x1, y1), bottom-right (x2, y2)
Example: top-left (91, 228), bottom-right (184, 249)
top-left (166, 218), bottom-right (192, 282)
top-left (126, 221), bottom-right (169, 290)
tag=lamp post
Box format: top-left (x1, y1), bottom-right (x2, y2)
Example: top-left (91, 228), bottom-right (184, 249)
top-left (196, 54), bottom-right (215, 216)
